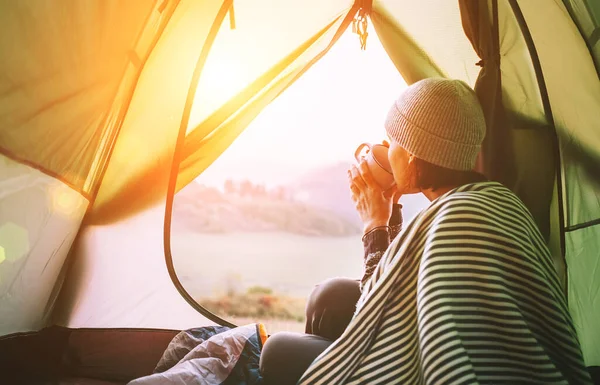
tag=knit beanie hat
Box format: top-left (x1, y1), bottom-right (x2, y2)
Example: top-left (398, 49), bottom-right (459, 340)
top-left (384, 78), bottom-right (486, 171)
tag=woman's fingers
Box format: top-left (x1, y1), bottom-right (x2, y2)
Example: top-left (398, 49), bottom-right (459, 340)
top-left (349, 183), bottom-right (360, 201)
top-left (349, 165), bottom-right (367, 190)
top-left (358, 160), bottom-right (379, 190)
top-left (347, 170), bottom-right (362, 202)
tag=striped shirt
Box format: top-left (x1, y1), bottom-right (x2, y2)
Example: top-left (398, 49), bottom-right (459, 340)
top-left (299, 181), bottom-right (591, 384)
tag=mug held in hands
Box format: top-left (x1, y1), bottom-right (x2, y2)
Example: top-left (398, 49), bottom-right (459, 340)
top-left (354, 143), bottom-right (396, 191)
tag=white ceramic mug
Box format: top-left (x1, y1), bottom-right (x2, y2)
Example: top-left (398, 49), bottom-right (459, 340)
top-left (354, 143), bottom-right (396, 190)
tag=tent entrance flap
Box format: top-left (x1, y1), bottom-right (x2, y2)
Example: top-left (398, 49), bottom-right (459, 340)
top-left (164, 1), bottom-right (357, 326)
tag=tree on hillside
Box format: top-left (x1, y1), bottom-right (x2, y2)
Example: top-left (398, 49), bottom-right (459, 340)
top-left (198, 186), bottom-right (224, 203)
top-left (240, 180), bottom-right (253, 198)
top-left (254, 183), bottom-right (267, 198)
top-left (271, 186), bottom-right (290, 201)
top-left (224, 179), bottom-right (236, 195)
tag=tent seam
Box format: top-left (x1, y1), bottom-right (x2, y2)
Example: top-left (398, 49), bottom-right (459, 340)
top-left (565, 218), bottom-right (600, 232)
top-left (86, 0), bottom-right (181, 210)
top-left (0, 146), bottom-right (90, 201)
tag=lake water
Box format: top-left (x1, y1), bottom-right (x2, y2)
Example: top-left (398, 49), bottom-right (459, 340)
top-left (171, 231), bottom-right (364, 332)
top-left (173, 231), bottom-right (364, 298)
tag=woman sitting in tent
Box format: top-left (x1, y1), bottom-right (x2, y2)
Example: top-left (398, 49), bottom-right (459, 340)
top-left (259, 78), bottom-right (592, 385)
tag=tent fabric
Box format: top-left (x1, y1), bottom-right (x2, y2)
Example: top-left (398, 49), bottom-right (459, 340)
top-left (0, 154), bottom-right (87, 336)
top-left (494, 0), bottom-right (557, 246)
top-left (515, 0), bottom-right (600, 365)
top-left (52, 203), bottom-right (213, 331)
top-left (372, 0), bottom-right (481, 86)
top-left (87, 0), bottom-right (227, 224)
top-left (517, 0), bottom-right (600, 229)
top-left (89, 0), bottom-right (352, 224)
top-left (564, 0), bottom-right (600, 75)
top-left (0, 1), bottom-right (175, 194)
top-left (567, 225), bottom-right (600, 368)
top-left (459, 0), bottom-right (512, 185)
top-left (370, 6), bottom-right (445, 84)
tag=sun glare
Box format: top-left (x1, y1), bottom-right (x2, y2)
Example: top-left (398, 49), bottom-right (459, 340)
top-left (194, 22), bottom-right (407, 187)
top-left (191, 37), bottom-right (251, 129)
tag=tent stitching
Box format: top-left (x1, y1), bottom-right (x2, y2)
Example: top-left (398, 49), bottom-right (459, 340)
top-left (0, 147), bottom-right (90, 201)
top-left (86, 0), bottom-right (181, 210)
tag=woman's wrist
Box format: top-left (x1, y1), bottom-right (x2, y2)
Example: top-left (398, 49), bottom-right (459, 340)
top-left (363, 221), bottom-right (390, 235)
top-left (362, 227), bottom-right (391, 251)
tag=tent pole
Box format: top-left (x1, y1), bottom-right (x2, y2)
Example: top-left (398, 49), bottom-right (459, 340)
top-left (163, 0), bottom-right (237, 328)
top-left (508, 0), bottom-right (568, 298)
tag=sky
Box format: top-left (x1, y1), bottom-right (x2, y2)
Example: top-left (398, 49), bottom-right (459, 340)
top-left (192, 22), bottom-right (407, 187)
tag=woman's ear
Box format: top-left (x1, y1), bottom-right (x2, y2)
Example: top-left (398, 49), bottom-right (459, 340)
top-left (408, 154), bottom-right (416, 164)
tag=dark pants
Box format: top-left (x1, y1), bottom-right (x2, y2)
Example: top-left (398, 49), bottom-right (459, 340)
top-left (259, 277), bottom-right (361, 385)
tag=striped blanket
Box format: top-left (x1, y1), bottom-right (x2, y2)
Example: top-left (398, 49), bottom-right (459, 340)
top-left (299, 181), bottom-right (591, 384)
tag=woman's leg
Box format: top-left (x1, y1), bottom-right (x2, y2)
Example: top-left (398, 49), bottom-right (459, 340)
top-left (304, 277), bottom-right (361, 340)
top-left (259, 332), bottom-right (332, 385)
top-left (260, 278), bottom-right (361, 384)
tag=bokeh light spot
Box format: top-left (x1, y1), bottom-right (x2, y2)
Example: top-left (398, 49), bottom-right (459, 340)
top-left (49, 183), bottom-right (80, 216)
top-left (0, 222), bottom-right (30, 262)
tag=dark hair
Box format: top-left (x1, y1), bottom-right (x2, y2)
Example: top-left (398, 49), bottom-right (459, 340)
top-left (412, 157), bottom-right (488, 191)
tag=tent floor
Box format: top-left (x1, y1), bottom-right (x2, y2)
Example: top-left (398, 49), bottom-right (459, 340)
top-left (1, 326), bottom-right (599, 384)
top-left (0, 326), bottom-right (179, 385)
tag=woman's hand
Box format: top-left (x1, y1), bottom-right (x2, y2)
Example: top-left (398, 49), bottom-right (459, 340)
top-left (348, 160), bottom-right (398, 234)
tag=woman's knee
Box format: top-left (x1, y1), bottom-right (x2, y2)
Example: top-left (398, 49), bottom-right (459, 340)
top-left (260, 332), bottom-right (331, 385)
top-left (308, 277), bottom-right (360, 300)
top-left (306, 277), bottom-right (361, 315)
top-left (305, 277), bottom-right (361, 339)
top-left (259, 332), bottom-right (291, 376)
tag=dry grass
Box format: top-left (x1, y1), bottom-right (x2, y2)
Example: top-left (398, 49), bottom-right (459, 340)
top-left (198, 286), bottom-right (306, 323)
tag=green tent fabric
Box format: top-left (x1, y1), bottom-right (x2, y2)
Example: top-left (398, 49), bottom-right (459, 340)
top-left (88, 0), bottom-right (351, 224)
top-left (0, 0), bottom-right (599, 373)
top-left (565, 0), bottom-right (600, 75)
top-left (0, 1), bottom-right (177, 196)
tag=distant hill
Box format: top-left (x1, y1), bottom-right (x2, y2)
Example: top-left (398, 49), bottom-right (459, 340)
top-left (174, 162), bottom-right (429, 236)
top-left (173, 181), bottom-right (361, 237)
top-left (290, 162), bottom-right (361, 226)
top-left (291, 162), bottom-right (427, 224)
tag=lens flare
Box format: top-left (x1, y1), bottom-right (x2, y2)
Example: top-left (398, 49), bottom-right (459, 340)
top-left (48, 183), bottom-right (80, 216)
top-left (0, 222), bottom-right (30, 262)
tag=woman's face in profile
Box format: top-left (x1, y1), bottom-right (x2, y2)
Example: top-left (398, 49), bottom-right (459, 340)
top-left (387, 138), bottom-right (419, 195)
